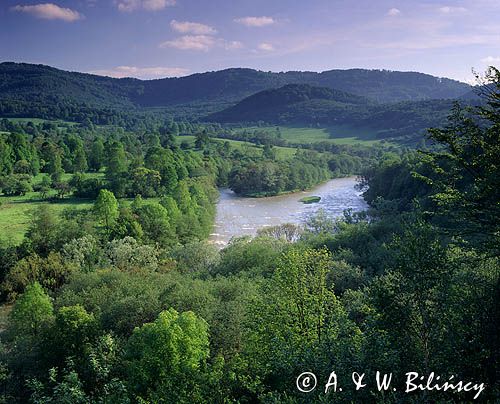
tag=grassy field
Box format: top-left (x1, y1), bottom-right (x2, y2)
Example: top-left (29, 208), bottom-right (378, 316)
top-left (0, 173), bottom-right (103, 245)
top-left (179, 135), bottom-right (298, 160)
top-left (5, 117), bottom-right (78, 126)
top-left (236, 125), bottom-right (386, 146)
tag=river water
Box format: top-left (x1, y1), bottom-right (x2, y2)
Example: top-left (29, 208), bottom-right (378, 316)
top-left (209, 176), bottom-right (368, 247)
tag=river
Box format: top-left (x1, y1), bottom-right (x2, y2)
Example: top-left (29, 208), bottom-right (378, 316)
top-left (209, 176), bottom-right (368, 247)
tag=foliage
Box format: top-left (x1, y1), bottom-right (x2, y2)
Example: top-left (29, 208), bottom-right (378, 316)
top-left (0, 67), bottom-right (498, 403)
top-left (8, 282), bottom-right (53, 338)
top-left (93, 189), bottom-right (119, 235)
top-left (123, 308), bottom-right (211, 403)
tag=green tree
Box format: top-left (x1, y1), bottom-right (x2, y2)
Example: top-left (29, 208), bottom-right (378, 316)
top-left (2, 252), bottom-right (75, 301)
top-left (51, 305), bottom-right (97, 361)
top-left (0, 136), bottom-right (14, 175)
top-left (247, 248), bottom-right (361, 397)
top-left (47, 153), bottom-right (63, 181)
top-left (106, 141), bottom-right (127, 195)
top-left (37, 175), bottom-right (52, 199)
top-left (124, 308), bottom-right (210, 403)
top-left (88, 138), bottom-right (105, 172)
top-left (73, 146), bottom-right (88, 173)
top-left (194, 131), bottom-right (210, 150)
top-left (173, 180), bottom-right (194, 214)
top-left (105, 237), bottom-right (158, 271)
top-left (422, 67), bottom-right (500, 253)
top-left (369, 220), bottom-right (452, 373)
top-left (94, 189), bottom-right (119, 235)
top-left (106, 141), bottom-right (127, 177)
top-left (129, 167), bottom-right (161, 197)
top-left (160, 195), bottom-right (181, 230)
top-left (29, 367), bottom-right (89, 404)
top-left (134, 203), bottom-right (174, 246)
top-left (25, 205), bottom-right (59, 257)
top-left (9, 282), bottom-right (54, 338)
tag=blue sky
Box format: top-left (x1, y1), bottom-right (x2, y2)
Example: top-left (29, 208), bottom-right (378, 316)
top-left (1, 0), bottom-right (499, 82)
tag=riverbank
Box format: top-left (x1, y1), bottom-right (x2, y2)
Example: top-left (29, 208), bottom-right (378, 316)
top-left (235, 175), bottom-right (355, 198)
top-left (209, 176), bottom-right (367, 246)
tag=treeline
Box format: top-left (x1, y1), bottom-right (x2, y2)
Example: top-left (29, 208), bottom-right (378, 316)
top-left (192, 132), bottom-right (374, 196)
top-left (0, 121), bottom-right (219, 244)
top-left (0, 117), bottom-right (224, 195)
top-left (207, 85), bottom-right (459, 144)
top-left (228, 150), bottom-right (332, 196)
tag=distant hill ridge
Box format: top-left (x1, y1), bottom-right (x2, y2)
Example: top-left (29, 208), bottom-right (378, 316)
top-left (207, 83), bottom-right (370, 123)
top-left (0, 62), bottom-right (471, 109)
top-left (206, 82), bottom-right (460, 143)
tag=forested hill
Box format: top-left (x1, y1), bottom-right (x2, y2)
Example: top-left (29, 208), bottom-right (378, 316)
top-left (0, 62), bottom-right (140, 109)
top-left (206, 83), bottom-right (456, 139)
top-left (206, 83), bottom-right (369, 122)
top-left (0, 62), bottom-right (471, 110)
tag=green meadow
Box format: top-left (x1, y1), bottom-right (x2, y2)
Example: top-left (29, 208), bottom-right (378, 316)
top-left (178, 135), bottom-right (299, 160)
top-left (5, 117), bottom-right (78, 126)
top-left (0, 173), bottom-right (102, 245)
top-left (237, 124), bottom-right (387, 145)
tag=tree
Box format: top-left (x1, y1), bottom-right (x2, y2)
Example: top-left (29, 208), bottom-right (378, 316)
top-left (134, 203), bottom-right (174, 246)
top-left (94, 189), bottom-right (119, 235)
top-left (0, 136), bottom-right (14, 175)
top-left (88, 138), bottom-right (105, 172)
top-left (37, 175), bottom-right (51, 199)
top-left (2, 252), bottom-right (75, 301)
top-left (111, 207), bottom-right (144, 241)
top-left (372, 220), bottom-right (452, 363)
top-left (9, 282), bottom-right (53, 338)
top-left (144, 146), bottom-right (178, 194)
top-left (160, 196), bottom-right (181, 230)
top-left (73, 146), bottom-right (88, 173)
top-left (106, 141), bottom-right (127, 196)
top-left (51, 305), bottom-right (97, 361)
top-left (422, 66), bottom-right (500, 253)
top-left (13, 159), bottom-right (31, 174)
top-left (124, 309), bottom-right (211, 402)
top-left (194, 131), bottom-right (210, 150)
top-left (173, 180), bottom-right (193, 214)
top-left (257, 223), bottom-right (303, 242)
top-left (29, 367), bottom-right (89, 404)
top-left (62, 235), bottom-right (101, 273)
top-left (25, 205), bottom-right (59, 257)
top-left (105, 237), bottom-right (158, 271)
top-left (0, 174), bottom-right (32, 196)
top-left (46, 153), bottom-right (63, 181)
top-left (129, 167), bottom-right (161, 197)
top-left (247, 248), bottom-right (361, 397)
top-left (52, 180), bottom-right (71, 199)
top-left (106, 141), bottom-right (127, 177)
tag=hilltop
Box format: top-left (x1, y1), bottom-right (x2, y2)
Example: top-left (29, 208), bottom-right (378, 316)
top-left (0, 62), bottom-right (471, 110)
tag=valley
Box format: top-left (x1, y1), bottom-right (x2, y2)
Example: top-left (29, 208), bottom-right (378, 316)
top-left (0, 61), bottom-right (497, 403)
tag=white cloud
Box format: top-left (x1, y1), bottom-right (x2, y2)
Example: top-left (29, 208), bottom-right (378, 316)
top-left (116, 0), bottom-right (175, 12)
top-left (258, 42), bottom-right (275, 51)
top-left (234, 16), bottom-right (276, 27)
top-left (143, 0), bottom-right (174, 11)
top-left (160, 35), bottom-right (244, 52)
top-left (170, 20), bottom-right (217, 35)
top-left (224, 40), bottom-right (244, 50)
top-left (160, 35), bottom-right (216, 51)
top-left (481, 56), bottom-right (500, 64)
top-left (11, 3), bottom-right (83, 21)
top-left (387, 8), bottom-right (401, 16)
top-left (89, 66), bottom-right (189, 79)
top-left (439, 6), bottom-right (467, 14)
